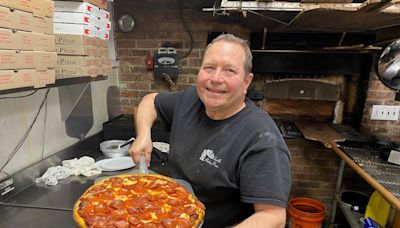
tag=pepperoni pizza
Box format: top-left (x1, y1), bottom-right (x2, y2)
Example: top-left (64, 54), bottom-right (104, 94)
top-left (73, 174), bottom-right (205, 228)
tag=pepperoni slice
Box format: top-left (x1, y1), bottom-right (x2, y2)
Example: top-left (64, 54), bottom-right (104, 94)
top-left (166, 198), bottom-right (184, 206)
top-left (109, 199), bottom-right (124, 209)
top-left (113, 220), bottom-right (130, 228)
top-left (173, 218), bottom-right (191, 228)
top-left (111, 210), bottom-right (128, 220)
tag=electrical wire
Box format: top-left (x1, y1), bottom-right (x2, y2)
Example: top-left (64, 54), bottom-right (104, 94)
top-left (0, 89), bottom-right (39, 100)
top-left (177, 0), bottom-right (193, 59)
top-left (0, 88), bottom-right (51, 172)
top-left (41, 95), bottom-right (48, 160)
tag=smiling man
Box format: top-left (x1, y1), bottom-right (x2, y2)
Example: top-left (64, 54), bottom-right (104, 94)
top-left (129, 34), bottom-right (291, 228)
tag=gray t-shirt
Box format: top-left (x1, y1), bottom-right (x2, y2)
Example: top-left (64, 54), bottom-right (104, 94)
top-left (155, 86), bottom-right (291, 228)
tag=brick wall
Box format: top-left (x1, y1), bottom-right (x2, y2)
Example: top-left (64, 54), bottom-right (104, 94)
top-left (287, 139), bottom-right (340, 218)
top-left (361, 59), bottom-right (400, 142)
top-left (114, 0), bottom-right (249, 114)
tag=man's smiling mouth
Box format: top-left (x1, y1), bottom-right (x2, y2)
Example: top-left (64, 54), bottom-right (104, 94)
top-left (207, 87), bottom-right (226, 94)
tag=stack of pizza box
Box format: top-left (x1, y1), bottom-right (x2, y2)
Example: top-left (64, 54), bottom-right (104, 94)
top-left (54, 0), bottom-right (112, 79)
top-left (0, 0), bottom-right (56, 91)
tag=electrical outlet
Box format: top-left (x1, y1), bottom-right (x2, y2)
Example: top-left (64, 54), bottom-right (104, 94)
top-left (370, 105), bottom-right (400, 121)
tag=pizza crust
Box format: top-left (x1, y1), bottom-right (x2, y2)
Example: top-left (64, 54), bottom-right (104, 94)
top-left (73, 173), bottom-right (205, 228)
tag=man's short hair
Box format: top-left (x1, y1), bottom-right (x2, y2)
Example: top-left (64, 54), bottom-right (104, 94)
top-left (207, 33), bottom-right (253, 76)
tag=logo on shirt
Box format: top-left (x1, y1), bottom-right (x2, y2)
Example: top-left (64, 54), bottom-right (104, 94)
top-left (199, 149), bottom-right (221, 168)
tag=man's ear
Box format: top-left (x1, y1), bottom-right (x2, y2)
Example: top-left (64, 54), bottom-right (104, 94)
top-left (244, 73), bottom-right (254, 92)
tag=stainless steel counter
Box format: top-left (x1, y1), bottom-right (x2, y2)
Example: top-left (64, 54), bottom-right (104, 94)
top-left (0, 133), bottom-right (170, 227)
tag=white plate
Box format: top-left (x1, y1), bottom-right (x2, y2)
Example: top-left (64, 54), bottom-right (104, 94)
top-left (153, 142), bottom-right (170, 153)
top-left (96, 157), bottom-right (135, 171)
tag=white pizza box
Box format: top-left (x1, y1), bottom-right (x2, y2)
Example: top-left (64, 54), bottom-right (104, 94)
top-left (54, 1), bottom-right (99, 16)
top-left (98, 8), bottom-right (109, 20)
top-left (54, 11), bottom-right (98, 26)
top-left (97, 18), bottom-right (111, 30)
top-left (54, 23), bottom-right (98, 37)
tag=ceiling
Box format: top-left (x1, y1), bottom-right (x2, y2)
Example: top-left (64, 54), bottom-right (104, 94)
top-left (196, 0), bottom-right (400, 45)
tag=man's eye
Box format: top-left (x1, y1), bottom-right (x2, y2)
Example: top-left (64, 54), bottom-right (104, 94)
top-left (224, 69), bottom-right (236, 75)
top-left (204, 66), bottom-right (214, 71)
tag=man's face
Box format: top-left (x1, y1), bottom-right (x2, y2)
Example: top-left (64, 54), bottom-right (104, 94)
top-left (196, 40), bottom-right (253, 117)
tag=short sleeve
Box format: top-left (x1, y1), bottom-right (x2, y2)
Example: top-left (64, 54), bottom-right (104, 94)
top-left (239, 131), bottom-right (291, 208)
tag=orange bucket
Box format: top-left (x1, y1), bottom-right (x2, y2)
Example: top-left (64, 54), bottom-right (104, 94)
top-left (288, 197), bottom-right (326, 228)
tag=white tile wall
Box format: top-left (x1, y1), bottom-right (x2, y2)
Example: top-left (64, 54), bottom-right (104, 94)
top-left (0, 69), bottom-right (118, 176)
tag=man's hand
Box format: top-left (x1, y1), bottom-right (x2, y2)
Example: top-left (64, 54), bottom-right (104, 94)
top-left (128, 93), bottom-right (158, 167)
top-left (129, 137), bottom-right (153, 167)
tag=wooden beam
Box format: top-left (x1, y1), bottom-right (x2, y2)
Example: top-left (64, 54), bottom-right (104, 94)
top-left (383, 3), bottom-right (400, 13)
top-left (359, 0), bottom-right (395, 12)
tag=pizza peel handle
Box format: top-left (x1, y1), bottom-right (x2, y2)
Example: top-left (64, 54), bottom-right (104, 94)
top-left (138, 155), bottom-right (148, 174)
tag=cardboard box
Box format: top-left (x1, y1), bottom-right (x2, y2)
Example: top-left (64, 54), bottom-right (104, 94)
top-left (16, 30), bottom-right (34, 50)
top-left (33, 16), bottom-right (53, 34)
top-left (16, 51), bottom-right (34, 69)
top-left (101, 66), bottom-right (111, 76)
top-left (56, 66), bottom-right (99, 77)
top-left (0, 50), bottom-right (16, 70)
top-left (0, 28), bottom-right (15, 49)
top-left (33, 33), bottom-right (55, 52)
top-left (0, 6), bottom-right (33, 32)
top-left (32, 0), bottom-right (54, 18)
top-left (57, 55), bottom-right (99, 67)
top-left (32, 0), bottom-right (46, 18)
top-left (57, 0), bottom-right (107, 10)
top-left (98, 38), bottom-right (108, 48)
top-left (20, 69), bottom-right (36, 88)
top-left (99, 8), bottom-right (109, 20)
top-left (55, 33), bottom-right (99, 46)
top-left (54, 22), bottom-right (98, 36)
top-left (98, 18), bottom-right (111, 30)
top-left (0, 69), bottom-right (37, 90)
top-left (96, 28), bottom-right (109, 40)
top-left (34, 51), bottom-right (57, 70)
top-left (98, 47), bottom-right (109, 57)
top-left (0, 70), bottom-right (18, 90)
top-left (14, 0), bottom-right (33, 13)
top-left (54, 11), bottom-right (97, 25)
top-left (101, 57), bottom-right (111, 67)
top-left (34, 69), bottom-right (55, 88)
top-left (54, 1), bottom-right (99, 16)
top-left (56, 44), bottom-right (97, 56)
top-left (0, 1), bottom-right (14, 9)
top-left (47, 0), bottom-right (54, 18)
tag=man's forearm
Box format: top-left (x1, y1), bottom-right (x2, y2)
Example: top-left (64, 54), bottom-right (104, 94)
top-left (134, 93), bottom-right (158, 139)
top-left (234, 205), bottom-right (286, 228)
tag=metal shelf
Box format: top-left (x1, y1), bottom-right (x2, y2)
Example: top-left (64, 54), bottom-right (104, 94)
top-left (0, 75), bottom-right (108, 95)
top-left (336, 194), bottom-right (364, 228)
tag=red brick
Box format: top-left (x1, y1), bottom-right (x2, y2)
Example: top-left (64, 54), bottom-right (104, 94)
top-left (137, 40), bottom-right (160, 49)
top-left (126, 82), bottom-right (150, 90)
top-left (119, 73), bottom-right (140, 81)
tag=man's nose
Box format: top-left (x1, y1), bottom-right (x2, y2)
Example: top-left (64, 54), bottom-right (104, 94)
top-left (210, 69), bottom-right (224, 82)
